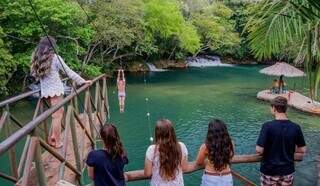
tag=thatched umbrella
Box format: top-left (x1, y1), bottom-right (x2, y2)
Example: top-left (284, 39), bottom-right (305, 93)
top-left (260, 62), bottom-right (306, 92)
top-left (260, 62), bottom-right (305, 77)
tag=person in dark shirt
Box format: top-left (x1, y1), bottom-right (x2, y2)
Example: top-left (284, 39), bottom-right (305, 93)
top-left (86, 123), bottom-right (128, 186)
top-left (256, 96), bottom-right (307, 186)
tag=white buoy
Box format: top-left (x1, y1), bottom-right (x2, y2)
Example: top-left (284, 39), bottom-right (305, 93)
top-left (113, 91), bottom-right (115, 94)
top-left (150, 137), bottom-right (153, 142)
top-left (147, 112), bottom-right (150, 116)
top-left (145, 98), bottom-right (149, 101)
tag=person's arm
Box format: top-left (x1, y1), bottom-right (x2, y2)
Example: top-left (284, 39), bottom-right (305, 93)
top-left (117, 69), bottom-right (121, 83)
top-left (295, 146), bottom-right (307, 160)
top-left (144, 146), bottom-right (153, 177)
top-left (256, 123), bottom-right (268, 155)
top-left (55, 55), bottom-right (90, 85)
top-left (86, 151), bottom-right (95, 180)
top-left (88, 166), bottom-right (94, 180)
top-left (195, 144), bottom-right (207, 166)
top-left (121, 69), bottom-right (125, 83)
top-left (256, 146), bottom-right (264, 155)
top-left (179, 142), bottom-right (197, 172)
top-left (144, 158), bottom-right (152, 177)
top-left (294, 126), bottom-right (307, 159)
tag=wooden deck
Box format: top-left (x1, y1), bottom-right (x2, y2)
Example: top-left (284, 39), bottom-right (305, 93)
top-left (257, 89), bottom-right (320, 115)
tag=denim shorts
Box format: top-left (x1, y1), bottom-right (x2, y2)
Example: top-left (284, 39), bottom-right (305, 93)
top-left (201, 174), bottom-right (233, 186)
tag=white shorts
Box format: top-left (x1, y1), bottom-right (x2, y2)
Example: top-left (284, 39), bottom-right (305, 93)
top-left (201, 174), bottom-right (233, 186)
top-left (118, 92), bottom-right (126, 97)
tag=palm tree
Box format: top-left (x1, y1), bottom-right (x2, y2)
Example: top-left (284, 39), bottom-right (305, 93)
top-left (246, 0), bottom-right (320, 99)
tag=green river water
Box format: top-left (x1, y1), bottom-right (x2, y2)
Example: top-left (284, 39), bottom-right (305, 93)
top-left (1, 65), bottom-right (319, 185)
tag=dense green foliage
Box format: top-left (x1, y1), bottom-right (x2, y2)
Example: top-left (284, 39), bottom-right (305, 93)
top-left (0, 0), bottom-right (244, 97)
top-left (0, 28), bottom-right (15, 96)
top-left (189, 2), bottom-right (240, 56)
top-left (0, 0), bottom-right (95, 97)
top-left (1, 0), bottom-right (319, 98)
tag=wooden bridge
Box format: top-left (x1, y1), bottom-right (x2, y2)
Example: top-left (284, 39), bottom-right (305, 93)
top-left (0, 74), bottom-right (315, 186)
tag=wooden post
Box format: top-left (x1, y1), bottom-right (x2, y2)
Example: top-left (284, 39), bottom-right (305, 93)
top-left (104, 77), bottom-right (110, 120)
top-left (59, 104), bottom-right (72, 180)
top-left (101, 77), bottom-right (107, 123)
top-left (0, 111), bottom-right (8, 134)
top-left (94, 82), bottom-right (100, 114)
top-left (33, 136), bottom-right (47, 186)
top-left (69, 105), bottom-right (82, 184)
top-left (18, 98), bottom-right (42, 177)
top-left (21, 137), bottom-right (37, 186)
top-left (5, 105), bottom-right (18, 179)
top-left (17, 136), bottom-right (30, 177)
top-left (72, 82), bottom-right (79, 115)
top-left (87, 96), bottom-right (97, 149)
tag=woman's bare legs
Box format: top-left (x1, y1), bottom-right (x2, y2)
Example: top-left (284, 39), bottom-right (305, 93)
top-left (119, 96), bottom-right (125, 113)
top-left (121, 97), bottom-right (125, 112)
top-left (49, 95), bottom-right (64, 148)
top-left (118, 96), bottom-right (122, 112)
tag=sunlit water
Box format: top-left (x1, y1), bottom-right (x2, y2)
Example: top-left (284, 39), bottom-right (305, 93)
top-left (1, 65), bottom-right (319, 185)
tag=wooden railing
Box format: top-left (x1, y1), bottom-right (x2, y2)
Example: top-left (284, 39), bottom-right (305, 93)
top-left (125, 154), bottom-right (303, 186)
top-left (0, 74), bottom-right (109, 185)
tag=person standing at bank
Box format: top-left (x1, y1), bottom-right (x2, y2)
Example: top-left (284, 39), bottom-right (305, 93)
top-left (31, 36), bottom-right (90, 148)
top-left (256, 96), bottom-right (307, 186)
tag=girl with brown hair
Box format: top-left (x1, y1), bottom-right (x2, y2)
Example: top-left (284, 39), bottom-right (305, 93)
top-left (195, 119), bottom-right (234, 186)
top-left (86, 124), bottom-right (128, 186)
top-left (144, 119), bottom-right (189, 186)
top-left (31, 36), bottom-right (90, 148)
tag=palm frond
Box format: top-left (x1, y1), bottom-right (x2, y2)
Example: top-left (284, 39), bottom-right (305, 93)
top-left (246, 0), bottom-right (320, 99)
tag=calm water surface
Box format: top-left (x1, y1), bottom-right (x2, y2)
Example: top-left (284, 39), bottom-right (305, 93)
top-left (1, 65), bottom-right (319, 185)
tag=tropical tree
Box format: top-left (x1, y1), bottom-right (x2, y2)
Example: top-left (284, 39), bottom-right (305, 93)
top-left (0, 0), bottom-right (97, 96)
top-left (0, 27), bottom-right (14, 97)
top-left (88, 0), bottom-right (149, 64)
top-left (246, 0), bottom-right (320, 99)
top-left (144, 0), bottom-right (200, 59)
top-left (190, 2), bottom-right (240, 56)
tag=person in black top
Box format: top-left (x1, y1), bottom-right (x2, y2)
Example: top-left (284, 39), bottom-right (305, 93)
top-left (256, 96), bottom-right (307, 186)
top-left (86, 123), bottom-right (128, 186)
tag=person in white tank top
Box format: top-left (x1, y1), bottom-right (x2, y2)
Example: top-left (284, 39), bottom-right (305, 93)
top-left (144, 119), bottom-right (192, 186)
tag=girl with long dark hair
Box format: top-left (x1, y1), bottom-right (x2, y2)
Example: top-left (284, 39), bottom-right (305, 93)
top-left (86, 124), bottom-right (128, 186)
top-left (144, 119), bottom-right (189, 186)
top-left (31, 36), bottom-right (90, 148)
top-left (195, 119), bottom-right (234, 186)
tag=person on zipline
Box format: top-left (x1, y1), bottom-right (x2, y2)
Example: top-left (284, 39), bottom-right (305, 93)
top-left (31, 36), bottom-right (90, 149)
top-left (117, 69), bottom-right (126, 113)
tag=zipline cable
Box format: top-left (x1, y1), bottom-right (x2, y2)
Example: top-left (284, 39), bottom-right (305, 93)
top-left (4, 34), bottom-right (37, 45)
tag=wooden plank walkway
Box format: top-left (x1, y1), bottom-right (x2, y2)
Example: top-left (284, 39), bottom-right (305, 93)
top-left (22, 113), bottom-right (98, 186)
top-left (257, 90), bottom-right (320, 115)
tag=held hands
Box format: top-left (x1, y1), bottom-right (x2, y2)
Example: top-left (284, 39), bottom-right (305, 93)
top-left (84, 80), bottom-right (92, 85)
